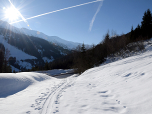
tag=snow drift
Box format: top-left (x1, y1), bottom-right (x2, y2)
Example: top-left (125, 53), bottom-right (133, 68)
top-left (0, 72), bottom-right (50, 98)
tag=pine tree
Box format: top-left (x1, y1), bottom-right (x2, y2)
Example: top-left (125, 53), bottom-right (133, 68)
top-left (134, 24), bottom-right (142, 40)
top-left (0, 50), bottom-right (4, 73)
top-left (80, 43), bottom-right (87, 68)
top-left (44, 61), bottom-right (50, 70)
top-left (81, 43), bottom-right (86, 54)
top-left (130, 26), bottom-right (134, 41)
top-left (103, 32), bottom-right (111, 55)
top-left (104, 32), bottom-right (110, 43)
top-left (80, 43), bottom-right (87, 67)
top-left (136, 24), bottom-right (141, 30)
top-left (141, 9), bottom-right (152, 38)
top-left (74, 43), bottom-right (89, 74)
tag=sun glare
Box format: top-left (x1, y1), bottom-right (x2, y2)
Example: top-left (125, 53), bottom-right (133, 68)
top-left (4, 7), bottom-right (20, 22)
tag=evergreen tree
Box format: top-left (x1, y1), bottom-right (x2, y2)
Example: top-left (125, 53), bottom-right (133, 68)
top-left (74, 43), bottom-right (89, 74)
top-left (103, 32), bottom-right (111, 55)
top-left (0, 50), bottom-right (4, 73)
top-left (80, 43), bottom-right (87, 68)
top-left (104, 32), bottom-right (110, 43)
top-left (80, 43), bottom-right (87, 70)
top-left (13, 70), bottom-right (16, 73)
top-left (141, 9), bottom-right (152, 38)
top-left (131, 26), bottom-right (134, 32)
top-left (134, 24), bottom-right (141, 40)
top-left (130, 26), bottom-right (134, 41)
top-left (81, 43), bottom-right (86, 54)
top-left (44, 61), bottom-right (50, 70)
top-left (136, 24), bottom-right (141, 31)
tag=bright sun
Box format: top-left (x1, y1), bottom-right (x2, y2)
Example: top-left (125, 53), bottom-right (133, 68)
top-left (4, 7), bottom-right (20, 21)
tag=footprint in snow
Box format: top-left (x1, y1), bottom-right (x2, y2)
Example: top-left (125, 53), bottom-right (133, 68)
top-left (55, 100), bottom-right (59, 104)
top-left (26, 111), bottom-right (31, 114)
top-left (35, 107), bottom-right (42, 110)
top-left (124, 73), bottom-right (131, 77)
top-left (81, 105), bottom-right (87, 108)
top-left (100, 95), bottom-right (110, 97)
top-left (103, 106), bottom-right (127, 113)
top-left (88, 83), bottom-right (96, 88)
top-left (31, 104), bottom-right (35, 107)
top-left (100, 94), bottom-right (115, 99)
top-left (41, 93), bottom-right (48, 97)
top-left (53, 110), bottom-right (59, 113)
top-left (98, 91), bottom-right (108, 93)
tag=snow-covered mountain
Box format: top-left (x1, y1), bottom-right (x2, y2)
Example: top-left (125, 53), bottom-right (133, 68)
top-left (0, 35), bottom-right (36, 71)
top-left (0, 20), bottom-right (74, 71)
top-left (0, 35), bottom-right (36, 60)
top-left (0, 20), bottom-right (81, 49)
top-left (20, 28), bottom-right (81, 49)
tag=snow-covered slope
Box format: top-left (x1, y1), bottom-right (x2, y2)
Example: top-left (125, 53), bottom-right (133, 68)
top-left (60, 51), bottom-right (152, 114)
top-left (1, 42), bottom-right (152, 114)
top-left (0, 35), bottom-right (36, 60)
top-left (0, 20), bottom-right (73, 71)
top-left (20, 28), bottom-right (81, 49)
top-left (0, 72), bottom-right (50, 98)
top-left (0, 20), bottom-right (81, 49)
top-left (0, 34), bottom-right (37, 71)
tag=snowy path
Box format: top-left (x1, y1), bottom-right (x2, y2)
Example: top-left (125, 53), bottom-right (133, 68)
top-left (0, 73), bottom-right (78, 114)
top-left (40, 75), bottom-right (77, 114)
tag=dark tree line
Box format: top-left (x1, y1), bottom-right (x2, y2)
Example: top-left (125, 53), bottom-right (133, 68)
top-left (130, 9), bottom-right (152, 41)
top-left (73, 9), bottom-right (152, 73)
top-left (48, 32), bottom-right (129, 74)
top-left (72, 33), bottom-right (130, 73)
top-left (48, 9), bottom-right (151, 74)
top-left (0, 43), bottom-right (12, 73)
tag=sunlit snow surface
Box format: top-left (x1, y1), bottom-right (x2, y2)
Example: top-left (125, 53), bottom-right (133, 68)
top-left (1, 42), bottom-right (152, 114)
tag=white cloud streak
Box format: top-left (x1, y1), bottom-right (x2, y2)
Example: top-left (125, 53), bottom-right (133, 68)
top-left (10, 0), bottom-right (103, 24)
top-left (89, 1), bottom-right (103, 31)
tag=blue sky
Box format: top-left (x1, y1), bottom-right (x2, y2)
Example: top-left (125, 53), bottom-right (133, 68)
top-left (0, 0), bottom-right (152, 45)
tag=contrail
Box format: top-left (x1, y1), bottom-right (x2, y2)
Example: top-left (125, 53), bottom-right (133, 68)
top-left (89, 0), bottom-right (103, 31)
top-left (10, 0), bottom-right (103, 24)
top-left (9, 0), bottom-right (31, 29)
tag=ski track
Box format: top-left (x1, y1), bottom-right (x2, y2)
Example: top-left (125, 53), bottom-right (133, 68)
top-left (26, 75), bottom-right (77, 114)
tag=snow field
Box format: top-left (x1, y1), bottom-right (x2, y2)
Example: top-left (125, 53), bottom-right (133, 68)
top-left (58, 51), bottom-right (152, 114)
top-left (0, 71), bottom-right (77, 114)
top-left (1, 43), bottom-right (152, 114)
top-left (0, 72), bottom-right (60, 114)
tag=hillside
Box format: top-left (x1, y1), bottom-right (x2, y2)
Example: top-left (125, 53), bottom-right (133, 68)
top-left (0, 20), bottom-right (75, 71)
top-left (0, 20), bottom-right (81, 49)
top-left (0, 40), bottom-right (152, 114)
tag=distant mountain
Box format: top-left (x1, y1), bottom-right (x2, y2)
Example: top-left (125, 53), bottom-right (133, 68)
top-left (0, 20), bottom-right (81, 49)
top-left (0, 20), bottom-right (79, 71)
top-left (20, 28), bottom-right (81, 49)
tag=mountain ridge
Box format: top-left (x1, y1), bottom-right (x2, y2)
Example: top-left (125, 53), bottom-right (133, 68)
top-left (0, 20), bottom-right (77, 71)
top-left (0, 20), bottom-right (81, 50)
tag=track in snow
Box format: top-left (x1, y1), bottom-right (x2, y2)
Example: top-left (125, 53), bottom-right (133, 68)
top-left (28, 74), bottom-right (78, 114)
